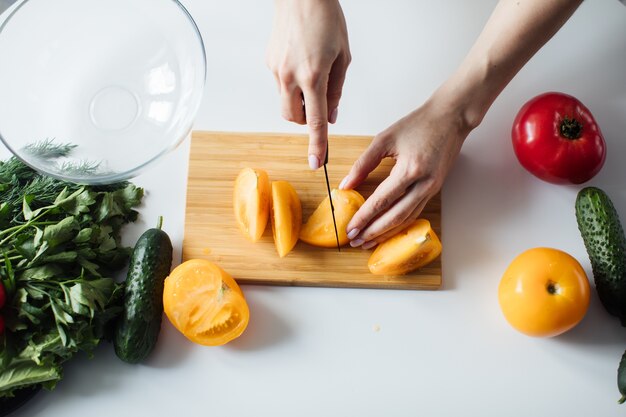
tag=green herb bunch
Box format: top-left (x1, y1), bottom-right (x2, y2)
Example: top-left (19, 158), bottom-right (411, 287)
top-left (0, 155), bottom-right (143, 397)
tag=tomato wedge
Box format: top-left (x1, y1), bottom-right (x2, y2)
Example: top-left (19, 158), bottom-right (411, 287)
top-left (270, 180), bottom-right (302, 257)
top-left (233, 168), bottom-right (270, 242)
top-left (368, 219), bottom-right (442, 275)
top-left (163, 259), bottom-right (250, 346)
top-left (300, 189), bottom-right (365, 247)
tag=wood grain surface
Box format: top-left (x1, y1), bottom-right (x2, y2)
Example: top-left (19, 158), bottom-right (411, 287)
top-left (183, 131), bottom-right (442, 290)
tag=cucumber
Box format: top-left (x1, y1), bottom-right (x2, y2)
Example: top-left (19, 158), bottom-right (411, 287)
top-left (575, 187), bottom-right (626, 325)
top-left (619, 350), bottom-right (626, 404)
top-left (114, 217), bottom-right (173, 363)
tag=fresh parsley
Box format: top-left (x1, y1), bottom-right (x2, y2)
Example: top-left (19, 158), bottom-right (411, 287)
top-left (0, 155), bottom-right (143, 397)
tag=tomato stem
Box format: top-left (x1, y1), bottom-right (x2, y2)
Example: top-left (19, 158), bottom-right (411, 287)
top-left (546, 281), bottom-right (560, 295)
top-left (560, 117), bottom-right (582, 140)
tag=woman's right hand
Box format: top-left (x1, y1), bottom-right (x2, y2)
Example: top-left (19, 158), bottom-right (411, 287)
top-left (266, 0), bottom-right (351, 170)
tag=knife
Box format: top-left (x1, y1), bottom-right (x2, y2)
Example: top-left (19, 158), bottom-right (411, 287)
top-left (323, 145), bottom-right (341, 252)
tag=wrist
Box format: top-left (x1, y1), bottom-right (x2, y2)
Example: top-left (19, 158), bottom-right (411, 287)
top-left (430, 42), bottom-right (519, 134)
top-left (431, 72), bottom-right (494, 134)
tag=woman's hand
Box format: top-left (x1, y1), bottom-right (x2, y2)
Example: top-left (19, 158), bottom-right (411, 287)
top-left (339, 0), bottom-right (583, 249)
top-left (266, 0), bottom-right (351, 170)
top-left (340, 97), bottom-right (471, 249)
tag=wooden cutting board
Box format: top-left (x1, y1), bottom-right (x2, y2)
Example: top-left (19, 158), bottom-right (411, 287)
top-left (183, 131), bottom-right (442, 290)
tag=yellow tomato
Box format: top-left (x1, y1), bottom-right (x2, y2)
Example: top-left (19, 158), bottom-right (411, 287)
top-left (163, 259), bottom-right (250, 346)
top-left (300, 189), bottom-right (365, 248)
top-left (270, 180), bottom-right (302, 257)
top-left (233, 168), bottom-right (270, 242)
top-left (368, 219), bottom-right (441, 275)
top-left (498, 247), bottom-right (590, 337)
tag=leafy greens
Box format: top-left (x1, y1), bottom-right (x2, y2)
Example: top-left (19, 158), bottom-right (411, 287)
top-left (0, 155), bottom-right (143, 397)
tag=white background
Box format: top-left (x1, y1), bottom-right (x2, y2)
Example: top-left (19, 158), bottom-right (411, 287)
top-left (5, 0), bottom-right (626, 416)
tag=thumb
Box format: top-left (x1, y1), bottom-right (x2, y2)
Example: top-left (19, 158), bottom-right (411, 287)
top-left (339, 135), bottom-right (388, 190)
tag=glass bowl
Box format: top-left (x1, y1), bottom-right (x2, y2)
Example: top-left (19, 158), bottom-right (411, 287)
top-left (0, 0), bottom-right (206, 184)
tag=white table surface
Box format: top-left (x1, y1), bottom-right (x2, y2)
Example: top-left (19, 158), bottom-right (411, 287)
top-left (5, 0), bottom-right (626, 416)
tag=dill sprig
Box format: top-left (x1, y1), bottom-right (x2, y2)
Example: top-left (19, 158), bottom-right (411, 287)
top-left (0, 142), bottom-right (131, 222)
top-left (23, 139), bottom-right (77, 159)
top-left (21, 139), bottom-right (108, 179)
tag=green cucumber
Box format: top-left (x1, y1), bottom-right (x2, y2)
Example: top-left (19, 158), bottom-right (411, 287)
top-left (619, 350), bottom-right (626, 404)
top-left (575, 187), bottom-right (626, 325)
top-left (114, 216), bottom-right (173, 363)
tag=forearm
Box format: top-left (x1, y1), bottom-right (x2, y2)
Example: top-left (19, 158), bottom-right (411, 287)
top-left (433, 0), bottom-right (583, 130)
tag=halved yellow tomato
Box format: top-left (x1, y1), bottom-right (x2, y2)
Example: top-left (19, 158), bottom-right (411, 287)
top-left (300, 189), bottom-right (365, 247)
top-left (163, 259), bottom-right (250, 346)
top-left (368, 219), bottom-right (442, 275)
top-left (270, 180), bottom-right (302, 257)
top-left (233, 167), bottom-right (270, 242)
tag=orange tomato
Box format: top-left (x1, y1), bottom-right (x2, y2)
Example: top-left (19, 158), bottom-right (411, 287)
top-left (368, 219), bottom-right (441, 275)
top-left (233, 167), bottom-right (270, 242)
top-left (270, 180), bottom-right (302, 257)
top-left (498, 247), bottom-right (590, 337)
top-left (300, 189), bottom-right (365, 248)
top-left (163, 259), bottom-right (250, 346)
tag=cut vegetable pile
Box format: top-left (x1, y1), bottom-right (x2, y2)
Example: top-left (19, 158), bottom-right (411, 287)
top-left (232, 167), bottom-right (442, 274)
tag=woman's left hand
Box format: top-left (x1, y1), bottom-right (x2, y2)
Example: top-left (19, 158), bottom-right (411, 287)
top-left (340, 97), bottom-right (472, 249)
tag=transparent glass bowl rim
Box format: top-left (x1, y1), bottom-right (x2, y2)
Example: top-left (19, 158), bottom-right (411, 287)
top-left (0, 0), bottom-right (208, 185)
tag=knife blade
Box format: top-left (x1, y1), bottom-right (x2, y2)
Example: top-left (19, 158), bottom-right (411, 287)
top-left (323, 145), bottom-right (341, 252)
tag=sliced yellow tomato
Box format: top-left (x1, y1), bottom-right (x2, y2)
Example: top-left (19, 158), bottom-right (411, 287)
top-left (300, 189), bottom-right (365, 248)
top-left (233, 167), bottom-right (270, 242)
top-left (270, 180), bottom-right (302, 257)
top-left (368, 219), bottom-right (442, 275)
top-left (163, 259), bottom-right (250, 346)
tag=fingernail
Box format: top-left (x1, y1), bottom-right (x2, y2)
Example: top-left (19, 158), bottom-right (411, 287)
top-left (350, 238), bottom-right (364, 247)
top-left (339, 177), bottom-right (348, 190)
top-left (347, 228), bottom-right (360, 240)
top-left (308, 154), bottom-right (320, 170)
top-left (362, 241), bottom-right (378, 250)
top-left (329, 107), bottom-right (339, 124)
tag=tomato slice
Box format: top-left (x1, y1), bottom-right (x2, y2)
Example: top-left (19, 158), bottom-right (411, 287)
top-left (163, 259), bottom-right (249, 346)
top-left (233, 168), bottom-right (270, 242)
top-left (300, 189), bottom-right (365, 248)
top-left (368, 219), bottom-right (442, 275)
top-left (270, 180), bottom-right (302, 258)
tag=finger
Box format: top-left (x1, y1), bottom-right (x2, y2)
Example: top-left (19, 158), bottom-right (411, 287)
top-left (356, 197), bottom-right (430, 249)
top-left (339, 135), bottom-right (389, 191)
top-left (361, 221), bottom-right (410, 250)
top-left (345, 166), bottom-right (414, 238)
top-left (359, 185), bottom-right (431, 243)
top-left (271, 70), bottom-right (281, 94)
top-left (326, 54), bottom-right (349, 123)
top-left (280, 86), bottom-right (305, 125)
top-left (302, 76), bottom-right (330, 170)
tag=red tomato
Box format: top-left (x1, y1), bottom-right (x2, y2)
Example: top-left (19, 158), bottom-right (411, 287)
top-left (512, 92), bottom-right (606, 184)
